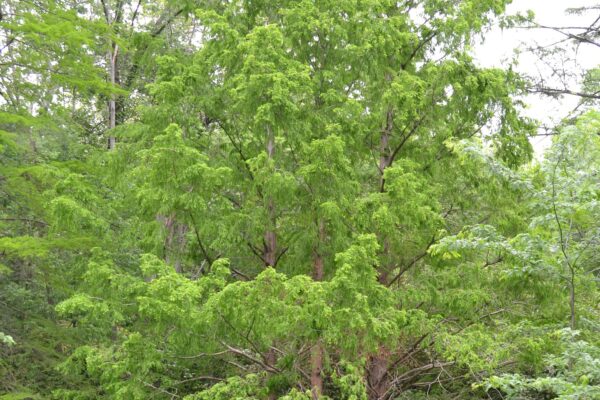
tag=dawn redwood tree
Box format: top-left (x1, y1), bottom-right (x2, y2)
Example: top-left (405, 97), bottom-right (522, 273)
top-left (53, 1), bottom-right (542, 399)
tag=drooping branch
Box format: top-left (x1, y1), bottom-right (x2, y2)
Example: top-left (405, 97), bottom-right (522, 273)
top-left (123, 7), bottom-right (186, 89)
top-left (533, 24), bottom-right (600, 48)
top-left (528, 87), bottom-right (600, 100)
top-left (388, 361), bottom-right (456, 392)
top-left (387, 235), bottom-right (436, 287)
top-left (219, 341), bottom-right (281, 374)
top-left (130, 0), bottom-right (142, 27)
top-left (187, 211), bottom-right (214, 266)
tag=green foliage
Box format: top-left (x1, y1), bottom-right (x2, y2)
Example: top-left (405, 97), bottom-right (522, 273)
top-left (183, 374), bottom-right (266, 400)
top-left (482, 329), bottom-right (600, 399)
top-left (1, 1), bottom-right (599, 399)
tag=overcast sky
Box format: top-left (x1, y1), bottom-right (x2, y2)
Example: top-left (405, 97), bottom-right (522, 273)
top-left (473, 0), bottom-right (600, 157)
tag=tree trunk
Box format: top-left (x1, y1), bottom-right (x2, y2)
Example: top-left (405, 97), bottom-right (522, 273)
top-left (266, 347), bottom-right (278, 400)
top-left (367, 350), bottom-right (390, 400)
top-left (377, 105), bottom-right (393, 283)
top-left (264, 222), bottom-right (277, 267)
top-left (107, 45), bottom-right (118, 150)
top-left (160, 213), bottom-right (187, 272)
top-left (311, 341), bottom-right (324, 399)
top-left (101, 1), bottom-right (123, 150)
top-left (310, 220), bottom-right (326, 397)
top-left (264, 124), bottom-right (279, 398)
top-left (378, 239), bottom-right (391, 285)
top-left (378, 88), bottom-right (394, 192)
top-left (368, 79), bottom-right (395, 398)
top-left (312, 220), bottom-right (325, 281)
top-left (264, 125), bottom-right (277, 267)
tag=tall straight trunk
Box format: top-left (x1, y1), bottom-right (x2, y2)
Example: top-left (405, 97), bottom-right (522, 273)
top-left (264, 214), bottom-right (276, 266)
top-left (264, 125), bottom-right (277, 267)
top-left (311, 341), bottom-right (324, 399)
top-left (379, 108), bottom-right (393, 190)
top-left (310, 220), bottom-right (326, 398)
top-left (377, 74), bottom-right (394, 281)
top-left (367, 76), bottom-right (395, 399)
top-left (264, 124), bottom-right (278, 400)
top-left (101, 1), bottom-right (123, 150)
top-left (378, 239), bottom-right (391, 285)
top-left (107, 45), bottom-right (118, 150)
top-left (312, 220), bottom-right (325, 280)
top-left (162, 213), bottom-right (188, 273)
top-left (376, 105), bottom-right (393, 285)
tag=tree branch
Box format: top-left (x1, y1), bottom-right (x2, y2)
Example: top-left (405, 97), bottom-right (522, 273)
top-left (528, 87), bottom-right (600, 100)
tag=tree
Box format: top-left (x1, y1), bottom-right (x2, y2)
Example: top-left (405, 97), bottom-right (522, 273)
top-left (53, 1), bottom-right (539, 399)
top-left (532, 111), bottom-right (600, 330)
top-left (480, 113), bottom-right (600, 400)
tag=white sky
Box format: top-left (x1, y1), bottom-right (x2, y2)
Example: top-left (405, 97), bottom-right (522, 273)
top-left (473, 0), bottom-right (600, 158)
